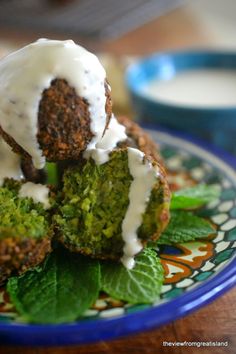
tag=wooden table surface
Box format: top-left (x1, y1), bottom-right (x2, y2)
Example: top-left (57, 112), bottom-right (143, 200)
top-left (0, 6), bottom-right (235, 354)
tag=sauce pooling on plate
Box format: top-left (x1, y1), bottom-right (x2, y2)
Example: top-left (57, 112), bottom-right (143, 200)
top-left (142, 69), bottom-right (236, 107)
top-left (0, 38), bottom-right (108, 169)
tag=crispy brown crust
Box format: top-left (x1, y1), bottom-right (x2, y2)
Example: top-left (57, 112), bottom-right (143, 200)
top-left (117, 116), bottom-right (162, 163)
top-left (147, 158), bottom-right (171, 237)
top-left (37, 78), bottom-right (93, 161)
top-left (21, 157), bottom-right (47, 183)
top-left (0, 78), bottom-right (112, 162)
top-left (117, 116), bottom-right (171, 239)
top-left (0, 236), bottom-right (51, 285)
top-left (117, 116), bottom-right (167, 177)
top-left (38, 78), bottom-right (112, 161)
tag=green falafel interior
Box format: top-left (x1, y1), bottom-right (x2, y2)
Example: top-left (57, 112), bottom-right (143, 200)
top-left (54, 148), bottom-right (170, 263)
top-left (0, 179), bottom-right (51, 239)
top-left (0, 178), bottom-right (53, 285)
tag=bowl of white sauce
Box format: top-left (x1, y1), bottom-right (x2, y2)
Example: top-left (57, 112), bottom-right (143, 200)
top-left (126, 51), bottom-right (236, 154)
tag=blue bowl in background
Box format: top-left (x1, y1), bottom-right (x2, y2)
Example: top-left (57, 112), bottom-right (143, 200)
top-left (125, 51), bottom-right (236, 155)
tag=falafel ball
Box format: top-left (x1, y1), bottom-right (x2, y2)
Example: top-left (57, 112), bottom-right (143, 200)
top-left (37, 78), bottom-right (112, 161)
top-left (54, 148), bottom-right (170, 260)
top-left (0, 39), bottom-right (113, 167)
top-left (0, 78), bottom-right (112, 163)
top-left (0, 179), bottom-right (53, 285)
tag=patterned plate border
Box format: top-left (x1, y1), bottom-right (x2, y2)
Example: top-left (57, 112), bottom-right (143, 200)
top-left (0, 128), bottom-right (235, 346)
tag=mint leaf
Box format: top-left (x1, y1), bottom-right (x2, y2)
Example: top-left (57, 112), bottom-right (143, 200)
top-left (157, 211), bottom-right (215, 245)
top-left (7, 248), bottom-right (100, 324)
top-left (101, 248), bottom-right (164, 304)
top-left (171, 184), bottom-right (220, 210)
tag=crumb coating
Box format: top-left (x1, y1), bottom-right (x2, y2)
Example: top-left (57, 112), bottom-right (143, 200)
top-left (117, 116), bottom-right (165, 171)
top-left (37, 78), bottom-right (112, 161)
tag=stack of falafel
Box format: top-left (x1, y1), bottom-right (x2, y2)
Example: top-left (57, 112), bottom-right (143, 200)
top-left (0, 44), bottom-right (170, 284)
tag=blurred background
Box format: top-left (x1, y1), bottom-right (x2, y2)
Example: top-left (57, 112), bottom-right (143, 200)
top-left (0, 0), bottom-right (235, 128)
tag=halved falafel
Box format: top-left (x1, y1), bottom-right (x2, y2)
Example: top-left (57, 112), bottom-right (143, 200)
top-left (54, 148), bottom-right (170, 260)
top-left (0, 179), bottom-right (53, 285)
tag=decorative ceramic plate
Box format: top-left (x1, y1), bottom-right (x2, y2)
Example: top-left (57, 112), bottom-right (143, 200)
top-left (0, 128), bottom-right (236, 346)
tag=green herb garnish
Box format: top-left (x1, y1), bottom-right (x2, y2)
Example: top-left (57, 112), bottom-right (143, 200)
top-left (157, 210), bottom-right (215, 245)
top-left (171, 184), bottom-right (220, 210)
top-left (101, 248), bottom-right (164, 304)
top-left (7, 248), bottom-right (100, 324)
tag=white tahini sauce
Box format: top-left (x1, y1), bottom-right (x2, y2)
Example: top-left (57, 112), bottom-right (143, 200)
top-left (85, 114), bottom-right (127, 164)
top-left (142, 69), bottom-right (236, 107)
top-left (0, 38), bottom-right (107, 169)
top-left (121, 148), bottom-right (159, 269)
top-left (19, 182), bottom-right (50, 209)
top-left (0, 138), bottom-right (23, 186)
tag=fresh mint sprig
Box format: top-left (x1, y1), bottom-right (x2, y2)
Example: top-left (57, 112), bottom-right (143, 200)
top-left (7, 248), bottom-right (100, 324)
top-left (171, 184), bottom-right (220, 210)
top-left (157, 210), bottom-right (215, 245)
top-left (101, 248), bottom-right (164, 304)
